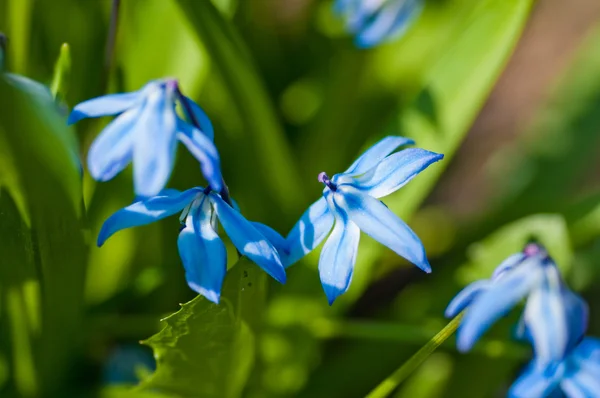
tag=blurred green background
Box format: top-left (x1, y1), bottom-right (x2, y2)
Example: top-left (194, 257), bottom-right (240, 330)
top-left (1, 0), bottom-right (600, 397)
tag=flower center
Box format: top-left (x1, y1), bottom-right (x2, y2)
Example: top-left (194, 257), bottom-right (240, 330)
top-left (318, 172), bottom-right (337, 191)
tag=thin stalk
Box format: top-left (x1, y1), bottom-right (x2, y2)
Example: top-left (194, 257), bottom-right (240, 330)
top-left (365, 314), bottom-right (464, 398)
top-left (101, 0), bottom-right (121, 91)
top-left (0, 32), bottom-right (7, 71)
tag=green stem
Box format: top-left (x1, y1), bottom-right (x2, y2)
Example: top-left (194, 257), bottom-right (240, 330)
top-left (365, 314), bottom-right (464, 398)
top-left (0, 33), bottom-right (6, 71)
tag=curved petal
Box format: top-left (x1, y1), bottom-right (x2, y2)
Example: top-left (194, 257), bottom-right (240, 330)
top-left (336, 185), bottom-right (430, 272)
top-left (561, 369), bottom-right (600, 398)
top-left (176, 119), bottom-right (223, 191)
top-left (573, 338), bottom-right (600, 364)
top-left (285, 196), bottom-right (335, 266)
top-left (97, 188), bottom-right (200, 246)
top-left (87, 107), bottom-right (140, 182)
top-left (210, 193), bottom-right (286, 284)
top-left (68, 92), bottom-right (141, 124)
top-left (319, 192), bottom-right (361, 305)
top-left (492, 253), bottom-right (526, 280)
top-left (343, 136), bottom-right (414, 175)
top-left (340, 148), bottom-right (443, 198)
top-left (182, 96), bottom-right (214, 141)
top-left (456, 257), bottom-right (545, 352)
top-left (178, 197), bottom-right (227, 303)
top-left (563, 290), bottom-right (589, 352)
top-left (356, 0), bottom-right (422, 48)
top-left (524, 266), bottom-right (569, 364)
top-left (508, 362), bottom-right (561, 398)
top-left (252, 222), bottom-right (289, 265)
top-left (132, 85), bottom-right (178, 197)
top-left (445, 280), bottom-right (490, 318)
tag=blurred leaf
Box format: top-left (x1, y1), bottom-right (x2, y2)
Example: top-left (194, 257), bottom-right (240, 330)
top-left (174, 0), bottom-right (305, 213)
top-left (50, 42), bottom-right (70, 101)
top-left (139, 257), bottom-right (266, 397)
top-left (101, 386), bottom-right (175, 398)
top-left (0, 77), bottom-right (87, 394)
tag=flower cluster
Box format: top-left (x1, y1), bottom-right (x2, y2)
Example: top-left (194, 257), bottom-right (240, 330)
top-left (70, 80), bottom-right (443, 304)
top-left (333, 0), bottom-right (423, 48)
top-left (447, 242), bottom-right (600, 397)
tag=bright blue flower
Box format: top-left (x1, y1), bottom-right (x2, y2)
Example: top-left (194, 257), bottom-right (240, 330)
top-left (449, 243), bottom-right (582, 364)
top-left (286, 136), bottom-right (443, 304)
top-left (334, 0), bottom-right (423, 48)
top-left (98, 188), bottom-right (286, 303)
top-left (68, 79), bottom-right (221, 197)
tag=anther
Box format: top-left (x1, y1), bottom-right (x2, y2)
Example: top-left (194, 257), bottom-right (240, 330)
top-left (318, 172), bottom-right (337, 191)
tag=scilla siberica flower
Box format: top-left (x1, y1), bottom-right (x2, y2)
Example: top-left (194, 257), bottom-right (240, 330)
top-left (286, 136), bottom-right (443, 304)
top-left (97, 187), bottom-right (286, 303)
top-left (334, 0), bottom-right (423, 48)
top-left (68, 79), bottom-right (222, 198)
top-left (447, 242), bottom-right (582, 365)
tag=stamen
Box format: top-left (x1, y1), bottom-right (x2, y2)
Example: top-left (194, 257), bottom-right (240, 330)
top-left (318, 172), bottom-right (337, 191)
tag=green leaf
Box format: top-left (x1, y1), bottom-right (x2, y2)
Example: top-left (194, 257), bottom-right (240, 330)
top-left (139, 257), bottom-right (267, 397)
top-left (0, 77), bottom-right (87, 395)
top-left (173, 0), bottom-right (305, 213)
top-left (50, 43), bottom-right (71, 101)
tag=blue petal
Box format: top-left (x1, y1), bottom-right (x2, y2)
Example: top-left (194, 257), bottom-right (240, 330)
top-left (319, 192), bottom-right (361, 305)
top-left (524, 266), bottom-right (569, 364)
top-left (508, 362), bottom-right (562, 398)
top-left (285, 197), bottom-right (335, 266)
top-left (563, 290), bottom-right (589, 352)
top-left (176, 119), bottom-right (223, 191)
top-left (336, 185), bottom-right (430, 272)
top-left (445, 280), bottom-right (490, 318)
top-left (356, 0), bottom-right (422, 48)
top-left (343, 136), bottom-right (414, 175)
top-left (491, 253), bottom-right (526, 280)
top-left (68, 92), bottom-right (141, 124)
top-left (251, 222), bottom-right (289, 265)
top-left (177, 195), bottom-right (227, 303)
top-left (338, 148), bottom-right (443, 198)
top-left (572, 338), bottom-right (600, 364)
top-left (132, 85), bottom-right (178, 197)
top-left (97, 188), bottom-right (200, 246)
top-left (561, 369), bottom-right (600, 398)
top-left (456, 257), bottom-right (545, 352)
top-left (182, 96), bottom-right (214, 141)
top-left (87, 108), bottom-right (139, 182)
top-left (209, 193), bottom-right (286, 283)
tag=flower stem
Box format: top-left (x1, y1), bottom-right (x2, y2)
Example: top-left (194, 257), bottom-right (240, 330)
top-left (0, 32), bottom-right (7, 71)
top-left (365, 313), bottom-right (464, 398)
top-left (101, 0), bottom-right (120, 91)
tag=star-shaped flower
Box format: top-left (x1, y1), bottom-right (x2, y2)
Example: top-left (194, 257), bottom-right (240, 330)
top-left (334, 0), bottom-right (423, 48)
top-left (286, 136), bottom-right (443, 304)
top-left (68, 79), bottom-right (221, 197)
top-left (98, 188), bottom-right (286, 303)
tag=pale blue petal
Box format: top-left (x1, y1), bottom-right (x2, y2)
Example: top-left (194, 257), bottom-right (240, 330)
top-left (210, 193), bottom-right (286, 283)
top-left (252, 222), bottom-right (289, 265)
top-left (456, 257), bottom-right (545, 352)
top-left (87, 107), bottom-right (139, 181)
top-left (132, 85), bottom-right (178, 197)
top-left (286, 197), bottom-right (335, 266)
top-left (176, 119), bottom-right (223, 191)
top-left (343, 136), bottom-right (414, 175)
top-left (563, 290), bottom-right (589, 352)
top-left (183, 96), bottom-right (214, 141)
top-left (177, 196), bottom-right (226, 303)
top-left (508, 362), bottom-right (561, 398)
top-left (572, 338), bottom-right (600, 364)
top-left (319, 192), bottom-right (361, 305)
top-left (68, 92), bottom-right (141, 124)
top-left (492, 253), bottom-right (526, 280)
top-left (340, 148), bottom-right (443, 198)
top-left (98, 188), bottom-right (200, 246)
top-left (524, 266), bottom-right (569, 364)
top-left (445, 280), bottom-right (490, 318)
top-left (561, 369), bottom-right (600, 398)
top-left (356, 0), bottom-right (422, 48)
top-left (336, 185), bottom-right (430, 272)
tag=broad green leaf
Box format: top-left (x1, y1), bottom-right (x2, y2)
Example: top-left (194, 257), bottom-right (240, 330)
top-left (174, 0), bottom-right (305, 214)
top-left (139, 257), bottom-right (266, 397)
top-left (0, 77), bottom-right (87, 395)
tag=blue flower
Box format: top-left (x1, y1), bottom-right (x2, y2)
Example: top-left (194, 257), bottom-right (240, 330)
top-left (68, 79), bottom-right (221, 197)
top-left (450, 243), bottom-right (583, 364)
top-left (286, 136), bottom-right (443, 304)
top-left (98, 188), bottom-right (286, 303)
top-left (334, 0), bottom-right (423, 48)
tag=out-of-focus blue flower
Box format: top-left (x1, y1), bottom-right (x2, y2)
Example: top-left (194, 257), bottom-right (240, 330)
top-left (68, 79), bottom-right (221, 198)
top-left (103, 345), bottom-right (155, 385)
top-left (286, 136), bottom-right (443, 304)
top-left (333, 0), bottom-right (423, 48)
top-left (98, 188), bottom-right (286, 303)
top-left (449, 243), bottom-right (583, 364)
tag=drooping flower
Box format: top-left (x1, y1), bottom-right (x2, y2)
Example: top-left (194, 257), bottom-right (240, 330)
top-left (68, 79), bottom-right (221, 197)
top-left (333, 0), bottom-right (423, 48)
top-left (98, 188), bottom-right (286, 303)
top-left (286, 136), bottom-right (443, 304)
top-left (450, 242), bottom-right (582, 364)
